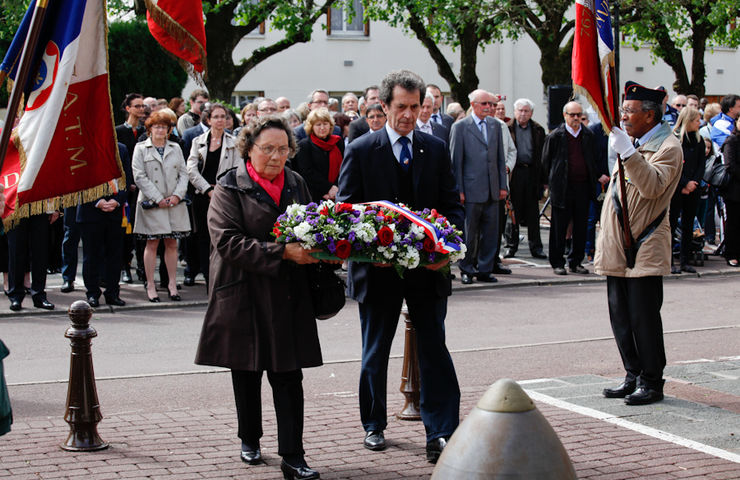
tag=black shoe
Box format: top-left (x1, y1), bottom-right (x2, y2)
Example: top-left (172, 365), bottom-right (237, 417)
top-left (148, 295), bottom-right (160, 303)
top-left (569, 264), bottom-right (589, 274)
top-left (87, 296), bottom-right (100, 308)
top-left (531, 249), bottom-right (547, 259)
top-left (671, 265), bottom-right (681, 274)
top-left (33, 297), bottom-right (55, 310)
top-left (9, 299), bottom-right (21, 311)
top-left (60, 281), bottom-right (75, 293)
top-left (460, 273), bottom-right (474, 285)
top-left (168, 293), bottom-right (181, 301)
top-left (280, 459), bottom-right (319, 480)
top-left (240, 443), bottom-right (262, 465)
top-left (492, 264), bottom-right (512, 275)
top-left (426, 436), bottom-right (449, 464)
top-left (363, 430), bottom-right (386, 451)
top-left (105, 296), bottom-right (126, 307)
top-left (553, 267), bottom-right (567, 276)
top-left (183, 276), bottom-right (195, 286)
top-left (680, 264), bottom-right (696, 273)
top-left (121, 268), bottom-right (133, 284)
top-left (603, 382), bottom-right (636, 398)
top-left (624, 387), bottom-right (664, 405)
top-left (503, 249), bottom-right (517, 258)
top-left (476, 273), bottom-right (498, 283)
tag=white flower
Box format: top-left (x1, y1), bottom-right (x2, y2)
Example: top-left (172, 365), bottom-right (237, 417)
top-left (293, 221), bottom-right (312, 242)
top-left (409, 224), bottom-right (426, 240)
top-left (285, 203), bottom-right (305, 218)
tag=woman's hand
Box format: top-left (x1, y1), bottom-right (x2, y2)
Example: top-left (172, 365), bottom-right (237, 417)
top-left (168, 195), bottom-right (180, 206)
top-left (327, 185), bottom-right (339, 200)
top-left (158, 198), bottom-right (170, 208)
top-left (283, 243), bottom-right (320, 264)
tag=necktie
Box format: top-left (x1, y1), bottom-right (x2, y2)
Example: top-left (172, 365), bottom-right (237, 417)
top-left (432, 113), bottom-right (440, 125)
top-left (398, 137), bottom-right (412, 172)
top-left (423, 123), bottom-right (432, 134)
top-left (479, 120), bottom-right (488, 144)
top-left (633, 139), bottom-right (639, 148)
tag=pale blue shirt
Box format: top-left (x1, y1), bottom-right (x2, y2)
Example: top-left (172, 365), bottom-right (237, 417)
top-left (385, 124), bottom-right (414, 164)
top-left (635, 122), bottom-right (662, 147)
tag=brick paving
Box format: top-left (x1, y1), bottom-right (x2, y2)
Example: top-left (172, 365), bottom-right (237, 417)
top-left (1, 385), bottom-right (738, 479)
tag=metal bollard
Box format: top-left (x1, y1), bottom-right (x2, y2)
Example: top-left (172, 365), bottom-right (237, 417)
top-left (397, 303), bottom-right (421, 420)
top-left (61, 300), bottom-right (108, 451)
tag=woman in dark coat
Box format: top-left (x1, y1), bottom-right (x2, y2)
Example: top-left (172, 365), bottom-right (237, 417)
top-left (195, 116), bottom-right (325, 480)
top-left (721, 117), bottom-right (740, 267)
top-left (670, 107), bottom-right (705, 273)
top-left (292, 108), bottom-right (345, 202)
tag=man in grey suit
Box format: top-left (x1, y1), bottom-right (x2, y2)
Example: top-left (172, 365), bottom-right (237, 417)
top-left (450, 89), bottom-right (508, 284)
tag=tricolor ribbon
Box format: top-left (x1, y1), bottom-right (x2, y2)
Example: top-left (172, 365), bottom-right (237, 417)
top-left (362, 200), bottom-right (461, 254)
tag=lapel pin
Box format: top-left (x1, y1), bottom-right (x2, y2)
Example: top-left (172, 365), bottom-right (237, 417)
top-left (420, 149), bottom-right (424, 153)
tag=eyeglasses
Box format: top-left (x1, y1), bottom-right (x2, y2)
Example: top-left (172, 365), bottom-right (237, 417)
top-left (476, 101), bottom-right (495, 106)
top-left (619, 107), bottom-right (640, 115)
top-left (564, 112), bottom-right (582, 117)
top-left (674, 103), bottom-right (686, 108)
top-left (253, 144), bottom-right (291, 156)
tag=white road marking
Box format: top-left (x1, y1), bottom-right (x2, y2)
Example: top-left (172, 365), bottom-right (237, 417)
top-left (525, 389), bottom-right (740, 464)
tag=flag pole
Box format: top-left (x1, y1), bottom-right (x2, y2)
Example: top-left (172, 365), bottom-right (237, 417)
top-left (0, 0), bottom-right (51, 173)
top-left (609, 0), bottom-right (636, 268)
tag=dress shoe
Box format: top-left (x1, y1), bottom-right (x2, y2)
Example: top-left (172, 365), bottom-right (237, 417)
top-left (87, 296), bottom-right (100, 308)
top-left (9, 300), bottom-right (21, 311)
top-left (363, 430), bottom-right (386, 451)
top-left (148, 295), bottom-right (161, 303)
top-left (60, 281), bottom-right (75, 293)
top-left (460, 273), bottom-right (474, 285)
top-left (531, 249), bottom-right (547, 259)
top-left (280, 459), bottom-right (319, 480)
top-left (33, 297), bottom-right (55, 310)
top-left (183, 276), bottom-right (195, 286)
top-left (105, 296), bottom-right (126, 307)
top-left (603, 381), bottom-right (636, 398)
top-left (553, 267), bottom-right (567, 276)
top-left (624, 387), bottom-right (664, 405)
top-left (569, 264), bottom-right (589, 274)
top-left (492, 264), bottom-right (512, 275)
top-left (476, 273), bottom-right (498, 283)
top-left (503, 249), bottom-right (517, 258)
top-left (240, 443), bottom-right (262, 465)
top-left (121, 268), bottom-right (133, 284)
top-left (680, 264), bottom-right (696, 273)
top-left (671, 265), bottom-right (681, 274)
top-left (426, 436), bottom-right (449, 464)
top-left (168, 293), bottom-right (181, 301)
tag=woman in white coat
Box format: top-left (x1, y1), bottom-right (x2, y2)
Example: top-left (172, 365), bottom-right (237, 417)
top-left (133, 111), bottom-right (191, 302)
top-left (187, 103), bottom-right (241, 285)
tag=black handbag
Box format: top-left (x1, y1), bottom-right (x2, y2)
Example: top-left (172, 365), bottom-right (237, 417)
top-left (307, 263), bottom-right (346, 320)
top-left (704, 155), bottom-right (730, 189)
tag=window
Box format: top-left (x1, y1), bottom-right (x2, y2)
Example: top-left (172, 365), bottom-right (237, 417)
top-left (232, 1), bottom-right (266, 36)
top-left (328, 0), bottom-right (368, 36)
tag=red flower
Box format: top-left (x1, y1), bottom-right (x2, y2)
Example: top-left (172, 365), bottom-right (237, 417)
top-left (430, 208), bottom-right (439, 218)
top-left (335, 202), bottom-right (353, 214)
top-left (377, 226), bottom-right (394, 246)
top-left (319, 205), bottom-right (329, 215)
top-left (335, 239), bottom-right (352, 259)
top-left (272, 227), bottom-right (281, 237)
top-left (423, 237), bottom-right (436, 253)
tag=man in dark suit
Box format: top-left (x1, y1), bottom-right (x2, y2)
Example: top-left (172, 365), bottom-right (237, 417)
top-left (450, 89), bottom-right (508, 284)
top-left (337, 70), bottom-right (463, 464)
top-left (76, 143), bottom-right (130, 307)
top-left (416, 93), bottom-right (449, 145)
top-left (347, 85), bottom-right (381, 143)
top-left (426, 84), bottom-right (455, 132)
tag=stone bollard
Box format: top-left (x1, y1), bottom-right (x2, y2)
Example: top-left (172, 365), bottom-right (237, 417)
top-left (431, 378), bottom-right (576, 479)
top-left (397, 303), bottom-right (421, 420)
top-left (60, 300), bottom-right (108, 451)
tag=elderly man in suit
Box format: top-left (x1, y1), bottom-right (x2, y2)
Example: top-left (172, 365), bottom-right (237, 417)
top-left (416, 93), bottom-right (450, 145)
top-left (450, 89), bottom-right (508, 284)
top-left (337, 70), bottom-right (463, 464)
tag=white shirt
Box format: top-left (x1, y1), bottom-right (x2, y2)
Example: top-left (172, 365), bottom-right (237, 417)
top-left (385, 123), bottom-right (413, 164)
top-left (416, 119), bottom-right (433, 134)
top-left (565, 123), bottom-right (582, 138)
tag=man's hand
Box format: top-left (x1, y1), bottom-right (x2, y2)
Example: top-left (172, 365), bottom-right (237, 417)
top-left (459, 192), bottom-right (465, 205)
top-left (598, 174), bottom-right (610, 186)
top-left (686, 180), bottom-right (698, 193)
top-left (283, 243), bottom-right (320, 264)
top-left (499, 189), bottom-right (507, 200)
top-left (609, 126), bottom-right (636, 158)
top-left (327, 185), bottom-right (339, 200)
top-left (0, 184), bottom-right (6, 216)
top-left (49, 211), bottom-right (61, 223)
top-left (425, 257), bottom-right (450, 271)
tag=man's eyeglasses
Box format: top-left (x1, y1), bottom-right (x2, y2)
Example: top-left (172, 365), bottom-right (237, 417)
top-left (564, 112), bottom-right (582, 117)
top-left (674, 103), bottom-right (686, 108)
top-left (253, 144), bottom-right (291, 156)
top-left (619, 107), bottom-right (640, 115)
top-left (476, 101), bottom-right (495, 106)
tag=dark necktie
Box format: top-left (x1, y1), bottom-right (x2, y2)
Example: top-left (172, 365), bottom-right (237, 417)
top-left (432, 113), bottom-right (440, 125)
top-left (398, 137), bottom-right (411, 172)
top-left (633, 138), bottom-right (639, 148)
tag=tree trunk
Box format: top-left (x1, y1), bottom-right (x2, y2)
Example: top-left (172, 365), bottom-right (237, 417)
top-left (537, 35), bottom-right (573, 91)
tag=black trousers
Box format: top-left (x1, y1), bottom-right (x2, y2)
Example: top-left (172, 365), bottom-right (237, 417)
top-left (607, 276), bottom-right (666, 391)
top-left (506, 165), bottom-right (543, 253)
top-left (549, 183), bottom-right (590, 269)
top-left (192, 194), bottom-right (211, 281)
top-left (7, 214), bottom-right (49, 302)
top-left (724, 198), bottom-right (740, 260)
top-left (231, 369), bottom-right (304, 457)
top-left (80, 219), bottom-right (123, 300)
top-left (669, 190), bottom-right (699, 263)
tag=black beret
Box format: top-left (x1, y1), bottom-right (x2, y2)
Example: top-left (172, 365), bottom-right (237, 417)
top-left (624, 81), bottom-right (666, 104)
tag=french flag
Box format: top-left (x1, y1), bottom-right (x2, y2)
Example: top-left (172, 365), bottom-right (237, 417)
top-left (0, 0), bottom-right (123, 225)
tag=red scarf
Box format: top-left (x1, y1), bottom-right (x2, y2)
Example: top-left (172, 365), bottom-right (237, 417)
top-left (246, 161), bottom-right (285, 206)
top-left (310, 134), bottom-right (343, 183)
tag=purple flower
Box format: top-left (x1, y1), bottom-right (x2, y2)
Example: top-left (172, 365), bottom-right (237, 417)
top-left (415, 242), bottom-right (424, 250)
top-left (314, 233), bottom-right (324, 243)
top-left (327, 240), bottom-right (336, 253)
top-left (307, 202), bottom-right (317, 209)
top-left (327, 218), bottom-right (335, 224)
top-left (348, 231), bottom-right (356, 241)
top-left (351, 217), bottom-right (361, 224)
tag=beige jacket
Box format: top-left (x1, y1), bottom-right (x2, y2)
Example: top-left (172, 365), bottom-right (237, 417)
top-left (594, 122), bottom-right (683, 277)
top-left (187, 130), bottom-right (241, 194)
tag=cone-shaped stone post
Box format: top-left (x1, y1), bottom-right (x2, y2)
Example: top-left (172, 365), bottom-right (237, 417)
top-left (61, 300), bottom-right (108, 451)
top-left (432, 378), bottom-right (576, 479)
top-left (397, 303), bottom-right (421, 420)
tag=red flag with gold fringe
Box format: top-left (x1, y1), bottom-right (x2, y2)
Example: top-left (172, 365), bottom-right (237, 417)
top-left (145, 0), bottom-right (207, 81)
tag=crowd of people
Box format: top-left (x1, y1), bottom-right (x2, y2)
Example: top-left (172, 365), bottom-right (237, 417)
top-left (2, 68), bottom-right (739, 478)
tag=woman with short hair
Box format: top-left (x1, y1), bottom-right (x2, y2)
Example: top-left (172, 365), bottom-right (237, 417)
top-left (292, 108), bottom-right (345, 202)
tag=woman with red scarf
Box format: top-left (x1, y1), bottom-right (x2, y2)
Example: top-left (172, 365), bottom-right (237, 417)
top-left (293, 108), bottom-right (345, 202)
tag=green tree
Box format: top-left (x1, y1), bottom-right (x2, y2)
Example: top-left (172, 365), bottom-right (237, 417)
top-left (620, 0), bottom-right (740, 97)
top-left (0, 0), bottom-right (32, 107)
top-left (108, 20), bottom-right (188, 122)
